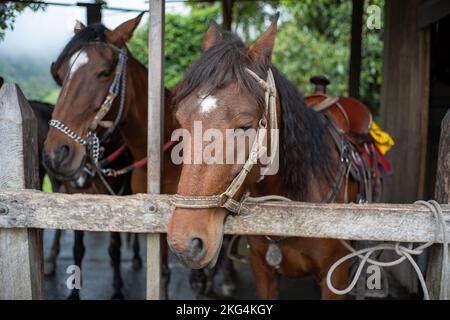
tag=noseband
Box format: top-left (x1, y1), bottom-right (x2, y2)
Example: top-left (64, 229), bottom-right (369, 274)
top-left (49, 42), bottom-right (128, 164)
top-left (173, 68), bottom-right (279, 215)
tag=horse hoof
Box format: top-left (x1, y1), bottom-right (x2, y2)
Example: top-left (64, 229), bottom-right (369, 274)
top-left (132, 256), bottom-right (143, 271)
top-left (44, 261), bottom-right (56, 276)
top-left (67, 290), bottom-right (80, 300)
top-left (111, 292), bottom-right (124, 300)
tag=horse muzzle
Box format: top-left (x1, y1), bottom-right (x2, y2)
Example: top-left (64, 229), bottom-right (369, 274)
top-left (167, 207), bottom-right (227, 269)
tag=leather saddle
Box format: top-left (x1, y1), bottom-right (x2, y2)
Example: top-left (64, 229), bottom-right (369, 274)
top-left (304, 75), bottom-right (373, 145)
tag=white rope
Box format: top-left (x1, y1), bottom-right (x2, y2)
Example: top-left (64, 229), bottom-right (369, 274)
top-left (326, 200), bottom-right (449, 300)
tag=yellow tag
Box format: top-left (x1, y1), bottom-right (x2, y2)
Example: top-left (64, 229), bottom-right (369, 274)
top-left (370, 122), bottom-right (394, 155)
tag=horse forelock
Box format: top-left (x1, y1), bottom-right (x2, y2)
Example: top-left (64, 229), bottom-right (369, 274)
top-left (52, 24), bottom-right (107, 82)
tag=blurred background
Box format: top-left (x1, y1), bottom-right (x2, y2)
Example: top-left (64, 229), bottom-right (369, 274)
top-left (0, 0), bottom-right (383, 115)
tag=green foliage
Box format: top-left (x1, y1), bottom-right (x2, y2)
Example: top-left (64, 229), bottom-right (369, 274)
top-left (0, 1), bottom-right (46, 40)
top-left (43, 88), bottom-right (60, 105)
top-left (128, 5), bottom-right (221, 89)
top-left (361, 0), bottom-right (384, 116)
top-left (42, 175), bottom-right (53, 193)
top-left (273, 0), bottom-right (352, 98)
top-left (187, 0), bottom-right (281, 40)
top-left (1, 1), bottom-right (383, 116)
top-left (0, 54), bottom-right (58, 101)
top-left (184, 0), bottom-right (384, 114)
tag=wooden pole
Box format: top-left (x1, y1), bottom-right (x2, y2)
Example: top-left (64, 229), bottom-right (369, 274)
top-left (221, 0), bottom-right (234, 31)
top-left (426, 110), bottom-right (450, 300)
top-left (0, 83), bottom-right (42, 299)
top-left (147, 0), bottom-right (165, 300)
top-left (348, 0), bottom-right (364, 99)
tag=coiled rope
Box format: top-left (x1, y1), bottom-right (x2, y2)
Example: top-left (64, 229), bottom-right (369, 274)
top-left (326, 200), bottom-right (449, 300)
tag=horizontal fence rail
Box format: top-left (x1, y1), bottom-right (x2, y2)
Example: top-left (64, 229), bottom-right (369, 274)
top-left (0, 189), bottom-right (449, 243)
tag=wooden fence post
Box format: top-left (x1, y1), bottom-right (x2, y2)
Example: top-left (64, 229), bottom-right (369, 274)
top-left (147, 0), bottom-right (165, 300)
top-left (0, 83), bottom-right (42, 299)
top-left (426, 109), bottom-right (450, 299)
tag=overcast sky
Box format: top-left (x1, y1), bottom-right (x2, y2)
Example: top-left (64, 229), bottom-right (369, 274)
top-left (0, 0), bottom-right (188, 62)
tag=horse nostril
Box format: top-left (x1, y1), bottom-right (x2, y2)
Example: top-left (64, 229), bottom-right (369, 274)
top-left (54, 143), bottom-right (71, 167)
top-left (190, 237), bottom-right (205, 262)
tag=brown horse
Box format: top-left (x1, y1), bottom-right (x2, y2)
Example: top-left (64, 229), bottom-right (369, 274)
top-left (33, 100), bottom-right (138, 299)
top-left (43, 14), bottom-right (236, 298)
top-left (167, 17), bottom-right (365, 299)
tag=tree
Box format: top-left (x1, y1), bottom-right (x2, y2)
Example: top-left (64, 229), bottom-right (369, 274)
top-left (185, 0), bottom-right (384, 115)
top-left (0, 1), bottom-right (46, 40)
top-left (131, 1), bottom-right (384, 114)
top-left (128, 5), bottom-right (221, 89)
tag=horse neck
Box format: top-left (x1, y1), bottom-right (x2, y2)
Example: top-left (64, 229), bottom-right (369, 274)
top-left (252, 105), bottom-right (339, 203)
top-left (118, 54), bottom-right (176, 161)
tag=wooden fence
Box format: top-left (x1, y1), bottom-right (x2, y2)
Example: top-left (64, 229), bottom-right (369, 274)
top-left (0, 0), bottom-right (449, 300)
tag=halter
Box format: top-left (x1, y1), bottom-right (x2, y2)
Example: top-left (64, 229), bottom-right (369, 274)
top-left (172, 68), bottom-right (279, 215)
top-left (49, 42), bottom-right (128, 165)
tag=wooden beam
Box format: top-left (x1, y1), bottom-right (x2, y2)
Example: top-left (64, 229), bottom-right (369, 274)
top-left (0, 190), bottom-right (449, 244)
top-left (0, 84), bottom-right (42, 300)
top-left (418, 0), bottom-right (450, 29)
top-left (426, 110), bottom-right (450, 300)
top-left (147, 0), bottom-right (165, 300)
top-left (348, 0), bottom-right (364, 99)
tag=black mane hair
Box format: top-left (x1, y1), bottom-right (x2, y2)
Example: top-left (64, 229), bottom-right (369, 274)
top-left (51, 24), bottom-right (107, 84)
top-left (175, 30), bottom-right (334, 200)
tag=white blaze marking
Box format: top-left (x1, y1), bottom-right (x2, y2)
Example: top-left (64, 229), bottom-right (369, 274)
top-left (69, 50), bottom-right (88, 77)
top-left (199, 95), bottom-right (218, 113)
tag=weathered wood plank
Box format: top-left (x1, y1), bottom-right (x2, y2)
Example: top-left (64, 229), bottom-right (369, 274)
top-left (380, 0), bottom-right (431, 203)
top-left (0, 83), bottom-right (42, 300)
top-left (426, 109), bottom-right (450, 300)
top-left (0, 190), bottom-right (449, 243)
top-left (380, 1), bottom-right (432, 295)
top-left (147, 0), bottom-right (165, 300)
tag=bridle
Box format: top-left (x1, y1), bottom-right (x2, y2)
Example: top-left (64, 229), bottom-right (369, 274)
top-left (49, 42), bottom-right (128, 165)
top-left (172, 68), bottom-right (279, 215)
top-left (172, 67), bottom-right (353, 216)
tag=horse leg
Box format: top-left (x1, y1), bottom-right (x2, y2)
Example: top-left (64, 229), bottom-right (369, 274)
top-left (44, 229), bottom-right (62, 276)
top-left (67, 230), bottom-right (85, 300)
top-left (318, 261), bottom-right (348, 300)
top-left (131, 233), bottom-right (143, 271)
top-left (109, 232), bottom-right (124, 299)
top-left (248, 238), bottom-right (280, 299)
top-left (218, 235), bottom-right (237, 297)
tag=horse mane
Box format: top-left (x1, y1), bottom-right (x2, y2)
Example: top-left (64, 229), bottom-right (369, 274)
top-left (175, 30), bottom-right (334, 200)
top-left (51, 24), bottom-right (108, 84)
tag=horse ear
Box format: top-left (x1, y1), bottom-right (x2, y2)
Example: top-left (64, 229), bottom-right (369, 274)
top-left (74, 20), bottom-right (86, 34)
top-left (201, 21), bottom-right (221, 52)
top-left (73, 20), bottom-right (86, 33)
top-left (248, 13), bottom-right (279, 64)
top-left (106, 12), bottom-right (145, 46)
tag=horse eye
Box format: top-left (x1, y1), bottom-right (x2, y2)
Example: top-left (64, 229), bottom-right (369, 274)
top-left (235, 125), bottom-right (252, 132)
top-left (97, 70), bottom-right (112, 78)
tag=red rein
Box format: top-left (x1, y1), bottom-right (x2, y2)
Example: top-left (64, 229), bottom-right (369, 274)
top-left (102, 140), bottom-right (177, 171)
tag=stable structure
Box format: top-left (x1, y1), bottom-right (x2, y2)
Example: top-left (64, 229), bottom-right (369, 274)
top-left (0, 0), bottom-right (449, 300)
top-left (380, 0), bottom-right (450, 203)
